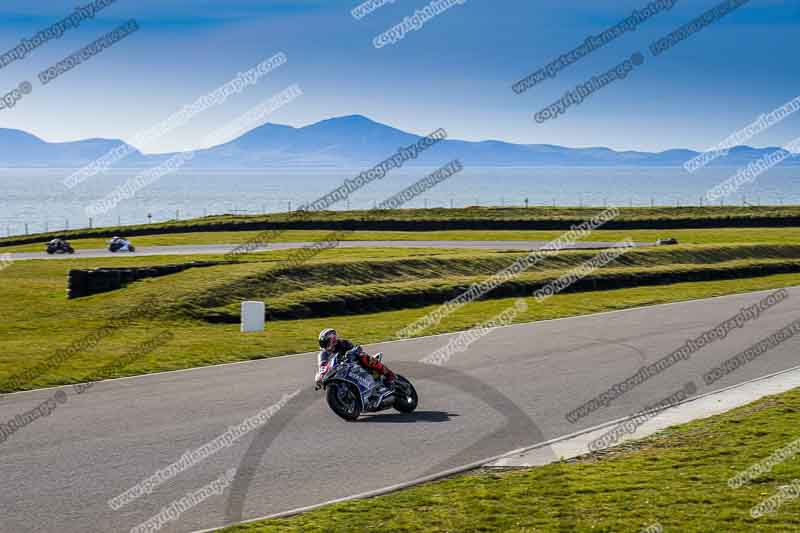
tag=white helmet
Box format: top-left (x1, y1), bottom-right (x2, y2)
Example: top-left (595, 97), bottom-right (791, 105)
top-left (318, 328), bottom-right (336, 349)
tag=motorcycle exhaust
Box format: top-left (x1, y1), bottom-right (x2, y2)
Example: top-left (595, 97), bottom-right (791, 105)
top-left (378, 394), bottom-right (395, 409)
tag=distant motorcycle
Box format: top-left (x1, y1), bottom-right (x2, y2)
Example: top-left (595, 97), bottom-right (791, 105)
top-left (108, 237), bottom-right (136, 253)
top-left (46, 238), bottom-right (74, 255)
top-left (317, 347), bottom-right (418, 421)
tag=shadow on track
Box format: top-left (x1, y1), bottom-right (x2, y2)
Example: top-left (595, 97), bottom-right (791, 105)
top-left (360, 410), bottom-right (458, 423)
top-left (223, 361), bottom-right (576, 532)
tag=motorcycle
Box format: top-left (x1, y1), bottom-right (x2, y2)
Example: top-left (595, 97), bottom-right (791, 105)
top-left (46, 239), bottom-right (74, 255)
top-left (108, 238), bottom-right (136, 253)
top-left (317, 347), bottom-right (418, 421)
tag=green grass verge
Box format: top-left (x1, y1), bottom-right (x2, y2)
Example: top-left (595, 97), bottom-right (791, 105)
top-left (2, 227), bottom-right (799, 393)
top-left (220, 386), bottom-right (800, 532)
top-left (1, 242), bottom-right (799, 392)
top-left (3, 205), bottom-right (800, 248)
top-left (3, 226), bottom-right (800, 253)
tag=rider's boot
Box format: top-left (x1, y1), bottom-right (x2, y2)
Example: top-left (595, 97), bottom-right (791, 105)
top-left (383, 369), bottom-right (397, 390)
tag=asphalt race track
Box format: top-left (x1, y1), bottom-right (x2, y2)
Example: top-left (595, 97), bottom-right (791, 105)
top-left (7, 239), bottom-right (652, 261)
top-left (1, 287), bottom-right (798, 532)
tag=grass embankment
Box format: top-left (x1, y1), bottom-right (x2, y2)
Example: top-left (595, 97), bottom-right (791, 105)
top-left (222, 387), bottom-right (800, 532)
top-left (3, 226), bottom-right (800, 253)
top-left (2, 241), bottom-right (800, 393)
top-left (3, 205), bottom-right (800, 248)
top-left (169, 243), bottom-right (800, 322)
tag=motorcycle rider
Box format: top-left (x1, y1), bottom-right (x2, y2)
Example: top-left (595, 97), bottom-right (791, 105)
top-left (315, 328), bottom-right (396, 389)
top-left (47, 238), bottom-right (72, 253)
top-left (109, 236), bottom-right (132, 251)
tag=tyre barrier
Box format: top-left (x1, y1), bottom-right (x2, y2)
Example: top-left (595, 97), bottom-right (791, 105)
top-left (67, 261), bottom-right (225, 299)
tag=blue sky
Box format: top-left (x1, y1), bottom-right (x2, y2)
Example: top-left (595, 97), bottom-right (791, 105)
top-left (0, 0), bottom-right (797, 152)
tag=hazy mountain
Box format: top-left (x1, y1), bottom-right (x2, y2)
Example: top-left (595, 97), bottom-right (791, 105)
top-left (0, 128), bottom-right (153, 168)
top-left (2, 116), bottom-right (798, 169)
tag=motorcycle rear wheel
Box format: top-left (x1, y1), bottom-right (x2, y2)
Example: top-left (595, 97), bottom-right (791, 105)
top-left (393, 375), bottom-right (418, 413)
top-left (326, 382), bottom-right (362, 421)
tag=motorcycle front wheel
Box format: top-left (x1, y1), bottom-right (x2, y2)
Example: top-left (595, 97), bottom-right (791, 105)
top-left (393, 375), bottom-right (418, 413)
top-left (326, 382), bottom-right (362, 421)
